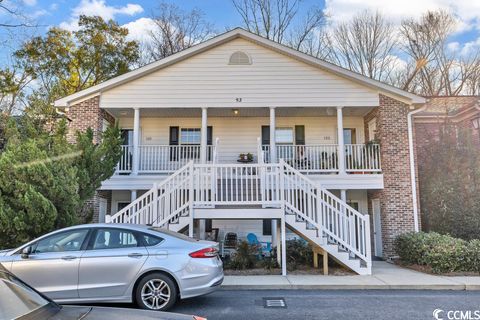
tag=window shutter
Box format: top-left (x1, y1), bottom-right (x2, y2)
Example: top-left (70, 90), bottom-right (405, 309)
top-left (295, 125), bottom-right (305, 145)
top-left (262, 219), bottom-right (272, 236)
top-left (207, 126), bottom-right (213, 145)
top-left (261, 126), bottom-right (270, 145)
top-left (207, 126), bottom-right (213, 161)
top-left (169, 127), bottom-right (179, 161)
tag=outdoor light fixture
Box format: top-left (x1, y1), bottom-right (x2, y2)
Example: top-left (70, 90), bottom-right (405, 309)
top-left (472, 117), bottom-right (480, 130)
top-left (233, 109), bottom-right (239, 115)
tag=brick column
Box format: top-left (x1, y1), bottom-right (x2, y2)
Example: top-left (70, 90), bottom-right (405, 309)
top-left (364, 94), bottom-right (416, 258)
top-left (66, 96), bottom-right (115, 222)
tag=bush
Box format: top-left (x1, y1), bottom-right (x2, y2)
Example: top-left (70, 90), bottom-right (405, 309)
top-left (395, 232), bottom-right (480, 274)
top-left (270, 239), bottom-right (313, 271)
top-left (228, 240), bottom-right (258, 270)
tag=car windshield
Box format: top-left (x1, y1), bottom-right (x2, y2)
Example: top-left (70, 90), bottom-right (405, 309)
top-left (149, 228), bottom-right (200, 242)
top-left (0, 270), bottom-right (53, 320)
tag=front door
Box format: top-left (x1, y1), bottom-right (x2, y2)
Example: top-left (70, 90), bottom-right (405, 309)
top-left (372, 199), bottom-right (383, 257)
top-left (78, 228), bottom-right (148, 298)
top-left (10, 228), bottom-right (90, 299)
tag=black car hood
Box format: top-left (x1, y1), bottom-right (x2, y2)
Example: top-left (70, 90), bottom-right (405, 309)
top-left (50, 306), bottom-right (195, 320)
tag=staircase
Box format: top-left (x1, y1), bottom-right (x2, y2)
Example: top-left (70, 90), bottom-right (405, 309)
top-left (106, 160), bottom-right (371, 275)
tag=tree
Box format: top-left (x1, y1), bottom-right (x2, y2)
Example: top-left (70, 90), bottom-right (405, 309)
top-left (0, 118), bottom-right (122, 249)
top-left (232, 0), bottom-right (326, 50)
top-left (327, 10), bottom-right (398, 82)
top-left (419, 120), bottom-right (480, 240)
top-left (399, 10), bottom-right (480, 95)
top-left (15, 15), bottom-right (139, 98)
top-left (146, 2), bottom-right (215, 62)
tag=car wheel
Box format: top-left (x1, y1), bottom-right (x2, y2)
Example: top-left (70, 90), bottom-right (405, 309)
top-left (135, 273), bottom-right (178, 311)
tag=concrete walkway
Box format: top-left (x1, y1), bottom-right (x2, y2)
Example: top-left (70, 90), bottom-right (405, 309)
top-left (222, 261), bottom-right (480, 290)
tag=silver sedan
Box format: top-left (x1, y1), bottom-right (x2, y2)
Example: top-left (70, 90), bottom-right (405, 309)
top-left (0, 224), bottom-right (223, 311)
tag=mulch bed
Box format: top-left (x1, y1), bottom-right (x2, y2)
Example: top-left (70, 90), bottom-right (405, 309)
top-left (224, 265), bottom-right (354, 276)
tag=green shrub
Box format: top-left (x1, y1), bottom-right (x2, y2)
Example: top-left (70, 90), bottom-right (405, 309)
top-left (395, 232), bottom-right (480, 274)
top-left (228, 240), bottom-right (258, 270)
top-left (270, 239), bottom-right (313, 271)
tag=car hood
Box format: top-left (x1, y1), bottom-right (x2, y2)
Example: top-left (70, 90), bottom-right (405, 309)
top-left (53, 306), bottom-right (198, 320)
top-left (0, 249), bottom-right (12, 256)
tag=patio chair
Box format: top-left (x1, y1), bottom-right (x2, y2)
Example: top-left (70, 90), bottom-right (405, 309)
top-left (246, 233), bottom-right (272, 257)
top-left (223, 232), bottom-right (238, 249)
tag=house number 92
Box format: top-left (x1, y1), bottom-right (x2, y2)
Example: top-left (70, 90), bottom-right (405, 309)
top-left (235, 98), bottom-right (242, 102)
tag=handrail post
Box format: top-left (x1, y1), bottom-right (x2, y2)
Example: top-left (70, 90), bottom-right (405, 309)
top-left (152, 182), bottom-right (158, 226)
top-left (189, 161), bottom-right (194, 237)
top-left (105, 214), bottom-right (112, 223)
top-left (364, 214), bottom-right (372, 274)
top-left (279, 159), bottom-right (285, 207)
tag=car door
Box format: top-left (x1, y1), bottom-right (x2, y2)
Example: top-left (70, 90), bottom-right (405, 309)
top-left (78, 227), bottom-right (148, 298)
top-left (10, 228), bottom-right (90, 300)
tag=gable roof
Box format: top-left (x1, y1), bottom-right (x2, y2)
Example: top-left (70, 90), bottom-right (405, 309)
top-left (415, 96), bottom-right (479, 117)
top-left (54, 28), bottom-right (425, 107)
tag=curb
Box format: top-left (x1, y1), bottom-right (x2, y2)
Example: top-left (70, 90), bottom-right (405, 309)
top-left (220, 284), bottom-right (470, 290)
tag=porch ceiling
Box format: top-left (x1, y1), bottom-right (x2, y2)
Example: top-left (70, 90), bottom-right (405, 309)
top-left (105, 106), bottom-right (374, 118)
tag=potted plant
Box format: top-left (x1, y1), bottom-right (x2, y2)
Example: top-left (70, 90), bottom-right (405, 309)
top-left (247, 153), bottom-right (253, 161)
top-left (239, 153), bottom-right (247, 161)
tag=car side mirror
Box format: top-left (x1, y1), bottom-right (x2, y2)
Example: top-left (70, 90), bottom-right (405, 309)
top-left (21, 246), bottom-right (32, 259)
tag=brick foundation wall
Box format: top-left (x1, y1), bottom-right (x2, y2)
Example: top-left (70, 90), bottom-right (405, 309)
top-left (364, 94), bottom-right (417, 258)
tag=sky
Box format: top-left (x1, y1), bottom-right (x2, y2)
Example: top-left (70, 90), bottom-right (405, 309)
top-left (3, 0), bottom-right (480, 60)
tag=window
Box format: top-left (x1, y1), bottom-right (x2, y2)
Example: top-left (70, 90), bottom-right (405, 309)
top-left (92, 229), bottom-right (139, 250)
top-left (229, 51), bottom-right (251, 65)
top-left (33, 229), bottom-right (89, 253)
top-left (275, 128), bottom-right (294, 144)
top-left (347, 201), bottom-right (359, 211)
top-left (140, 233), bottom-right (164, 247)
top-left (180, 128), bottom-right (201, 145)
top-left (343, 128), bottom-right (357, 144)
top-left (262, 219), bottom-right (272, 236)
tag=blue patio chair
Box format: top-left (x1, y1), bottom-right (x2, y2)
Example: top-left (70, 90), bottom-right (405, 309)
top-left (247, 233), bottom-right (272, 257)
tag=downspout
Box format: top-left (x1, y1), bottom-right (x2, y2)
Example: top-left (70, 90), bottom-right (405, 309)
top-left (407, 104), bottom-right (427, 232)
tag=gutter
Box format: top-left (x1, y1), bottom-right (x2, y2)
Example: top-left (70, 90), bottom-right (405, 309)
top-left (407, 104), bottom-right (427, 232)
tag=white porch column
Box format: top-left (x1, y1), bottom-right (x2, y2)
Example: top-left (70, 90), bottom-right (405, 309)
top-left (337, 106), bottom-right (346, 174)
top-left (269, 107), bottom-right (278, 250)
top-left (340, 189), bottom-right (347, 203)
top-left (199, 107), bottom-right (208, 240)
top-left (131, 190), bottom-right (137, 202)
top-left (200, 107), bottom-right (208, 164)
top-left (132, 107), bottom-right (140, 175)
top-left (269, 107), bottom-right (277, 163)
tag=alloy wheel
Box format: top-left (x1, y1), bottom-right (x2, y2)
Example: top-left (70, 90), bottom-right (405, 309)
top-left (141, 279), bottom-right (171, 310)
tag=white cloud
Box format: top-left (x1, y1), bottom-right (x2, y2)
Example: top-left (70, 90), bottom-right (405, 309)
top-left (123, 17), bottom-right (157, 43)
top-left (60, 0), bottom-right (143, 31)
top-left (22, 0), bottom-right (37, 6)
top-left (324, 0), bottom-right (480, 32)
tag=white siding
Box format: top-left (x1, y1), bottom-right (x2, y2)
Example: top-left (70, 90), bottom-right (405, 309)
top-left (102, 38), bottom-right (378, 108)
top-left (119, 116), bottom-right (365, 163)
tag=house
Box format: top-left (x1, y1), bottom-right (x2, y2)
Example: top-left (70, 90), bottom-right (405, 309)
top-left (54, 28), bottom-right (426, 275)
top-left (413, 96), bottom-right (480, 162)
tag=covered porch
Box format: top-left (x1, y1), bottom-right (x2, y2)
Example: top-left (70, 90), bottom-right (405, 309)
top-left (107, 106), bottom-right (381, 175)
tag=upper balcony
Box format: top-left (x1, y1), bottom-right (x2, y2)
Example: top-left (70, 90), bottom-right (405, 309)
top-left (102, 106), bottom-right (384, 190)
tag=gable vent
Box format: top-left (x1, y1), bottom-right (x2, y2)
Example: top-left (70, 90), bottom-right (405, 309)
top-left (229, 51), bottom-right (252, 65)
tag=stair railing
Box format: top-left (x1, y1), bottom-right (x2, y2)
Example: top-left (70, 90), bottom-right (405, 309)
top-left (280, 159), bottom-right (371, 269)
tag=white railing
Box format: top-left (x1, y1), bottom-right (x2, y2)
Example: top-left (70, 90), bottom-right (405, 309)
top-left (281, 160), bottom-right (371, 268)
top-left (107, 162), bottom-right (193, 227)
top-left (345, 144), bottom-right (381, 172)
top-left (262, 143), bottom-right (380, 173)
top-left (116, 145), bottom-right (133, 173)
top-left (117, 145), bottom-right (214, 174)
top-left (193, 163), bottom-right (283, 206)
top-left (276, 144), bottom-right (339, 172)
